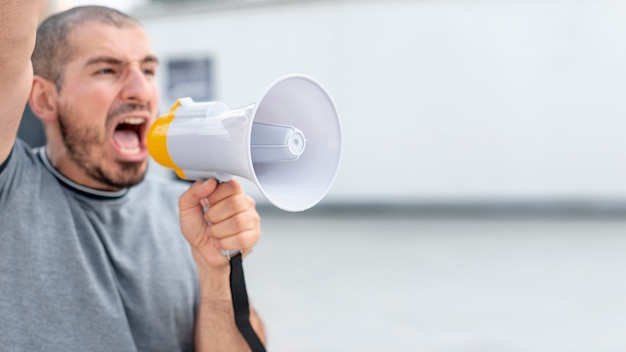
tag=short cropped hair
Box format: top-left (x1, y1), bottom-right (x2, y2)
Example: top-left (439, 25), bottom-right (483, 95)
top-left (32, 6), bottom-right (140, 91)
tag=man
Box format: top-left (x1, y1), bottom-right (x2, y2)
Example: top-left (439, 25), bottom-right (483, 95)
top-left (0, 3), bottom-right (265, 351)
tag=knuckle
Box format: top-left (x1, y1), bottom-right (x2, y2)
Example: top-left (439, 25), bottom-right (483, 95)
top-left (231, 214), bottom-right (247, 230)
top-left (205, 207), bottom-right (218, 223)
top-left (250, 212), bottom-right (260, 227)
top-left (231, 194), bottom-right (254, 214)
top-left (237, 230), bottom-right (257, 248)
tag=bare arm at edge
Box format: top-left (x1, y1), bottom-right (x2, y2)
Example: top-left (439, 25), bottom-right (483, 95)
top-left (0, 0), bottom-right (47, 164)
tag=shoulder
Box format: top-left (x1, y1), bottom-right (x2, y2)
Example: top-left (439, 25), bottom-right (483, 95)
top-left (0, 139), bottom-right (41, 180)
top-left (0, 140), bottom-right (61, 202)
top-left (143, 173), bottom-right (190, 194)
top-left (130, 173), bottom-right (191, 204)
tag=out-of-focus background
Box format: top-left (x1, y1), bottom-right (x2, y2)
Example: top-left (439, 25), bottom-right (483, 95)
top-left (29, 0), bottom-right (626, 204)
top-left (22, 1), bottom-right (626, 351)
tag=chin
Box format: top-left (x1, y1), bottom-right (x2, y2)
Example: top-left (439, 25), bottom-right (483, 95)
top-left (104, 160), bottom-right (149, 189)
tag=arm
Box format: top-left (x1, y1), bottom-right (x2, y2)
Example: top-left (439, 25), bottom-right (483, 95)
top-left (179, 179), bottom-right (266, 351)
top-left (0, 0), bottom-right (47, 164)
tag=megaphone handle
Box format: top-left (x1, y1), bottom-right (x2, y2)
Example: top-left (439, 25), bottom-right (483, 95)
top-left (221, 248), bottom-right (241, 259)
top-left (229, 252), bottom-right (266, 351)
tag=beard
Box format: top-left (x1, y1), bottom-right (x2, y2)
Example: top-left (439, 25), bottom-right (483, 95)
top-left (57, 103), bottom-right (149, 190)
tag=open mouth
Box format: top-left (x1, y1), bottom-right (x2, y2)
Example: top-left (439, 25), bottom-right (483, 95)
top-left (112, 117), bottom-right (146, 155)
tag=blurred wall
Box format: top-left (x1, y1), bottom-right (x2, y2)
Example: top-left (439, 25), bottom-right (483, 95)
top-left (17, 105), bottom-right (46, 148)
top-left (136, 0), bottom-right (626, 203)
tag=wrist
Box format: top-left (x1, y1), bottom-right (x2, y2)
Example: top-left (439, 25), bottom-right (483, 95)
top-left (197, 264), bottom-right (232, 302)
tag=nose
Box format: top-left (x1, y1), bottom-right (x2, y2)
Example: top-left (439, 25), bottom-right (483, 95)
top-left (120, 67), bottom-right (153, 104)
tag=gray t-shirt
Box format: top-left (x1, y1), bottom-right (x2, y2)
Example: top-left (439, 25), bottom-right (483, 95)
top-left (0, 140), bottom-right (199, 352)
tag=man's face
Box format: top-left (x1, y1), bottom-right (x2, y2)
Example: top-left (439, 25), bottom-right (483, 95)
top-left (55, 22), bottom-right (159, 190)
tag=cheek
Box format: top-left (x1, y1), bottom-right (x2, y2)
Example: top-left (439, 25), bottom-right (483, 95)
top-left (84, 87), bottom-right (116, 110)
top-left (149, 86), bottom-right (160, 110)
top-left (64, 87), bottom-right (115, 122)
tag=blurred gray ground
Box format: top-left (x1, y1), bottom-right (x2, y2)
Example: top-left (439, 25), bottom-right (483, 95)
top-left (244, 206), bottom-right (626, 352)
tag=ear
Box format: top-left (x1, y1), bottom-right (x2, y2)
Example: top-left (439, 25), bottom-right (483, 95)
top-left (29, 76), bottom-right (59, 123)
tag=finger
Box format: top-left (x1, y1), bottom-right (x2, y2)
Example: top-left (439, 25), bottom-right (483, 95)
top-left (214, 229), bottom-right (261, 253)
top-left (210, 209), bottom-right (261, 241)
top-left (205, 193), bottom-right (256, 224)
top-left (206, 179), bottom-right (243, 206)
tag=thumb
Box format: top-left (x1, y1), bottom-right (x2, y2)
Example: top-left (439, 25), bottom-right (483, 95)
top-left (178, 179), bottom-right (219, 249)
top-left (179, 179), bottom-right (219, 211)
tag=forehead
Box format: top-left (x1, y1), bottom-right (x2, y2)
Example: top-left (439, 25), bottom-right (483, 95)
top-left (67, 22), bottom-right (154, 63)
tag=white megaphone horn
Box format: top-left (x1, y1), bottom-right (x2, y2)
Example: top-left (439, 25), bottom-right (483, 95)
top-left (147, 74), bottom-right (342, 212)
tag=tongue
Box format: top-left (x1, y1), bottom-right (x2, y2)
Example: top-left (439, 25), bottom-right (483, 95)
top-left (113, 130), bottom-right (140, 150)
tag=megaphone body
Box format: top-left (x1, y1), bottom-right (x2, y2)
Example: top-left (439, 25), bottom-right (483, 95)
top-left (148, 74), bottom-right (342, 212)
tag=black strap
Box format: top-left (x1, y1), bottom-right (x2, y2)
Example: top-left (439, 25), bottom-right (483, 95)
top-left (229, 253), bottom-right (266, 351)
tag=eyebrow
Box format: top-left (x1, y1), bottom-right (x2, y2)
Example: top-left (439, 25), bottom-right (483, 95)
top-left (85, 55), bottom-right (160, 67)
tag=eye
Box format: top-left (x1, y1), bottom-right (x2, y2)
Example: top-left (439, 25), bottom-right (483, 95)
top-left (95, 67), bottom-right (116, 75)
top-left (142, 65), bottom-right (157, 77)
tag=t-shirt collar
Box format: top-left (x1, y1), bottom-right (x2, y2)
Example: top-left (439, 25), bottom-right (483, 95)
top-left (37, 146), bottom-right (129, 199)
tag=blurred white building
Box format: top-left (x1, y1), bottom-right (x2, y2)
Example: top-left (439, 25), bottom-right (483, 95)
top-left (46, 0), bottom-right (146, 13)
top-left (43, 0), bottom-right (626, 206)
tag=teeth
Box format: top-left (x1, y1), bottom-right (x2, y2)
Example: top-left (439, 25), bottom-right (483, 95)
top-left (121, 147), bottom-right (141, 154)
top-left (122, 117), bottom-right (144, 125)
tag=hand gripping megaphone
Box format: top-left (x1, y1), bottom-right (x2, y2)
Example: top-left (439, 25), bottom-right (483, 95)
top-left (147, 74), bottom-right (342, 212)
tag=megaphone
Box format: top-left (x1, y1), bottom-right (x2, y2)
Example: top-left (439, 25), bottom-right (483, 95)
top-left (147, 74), bottom-right (342, 212)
